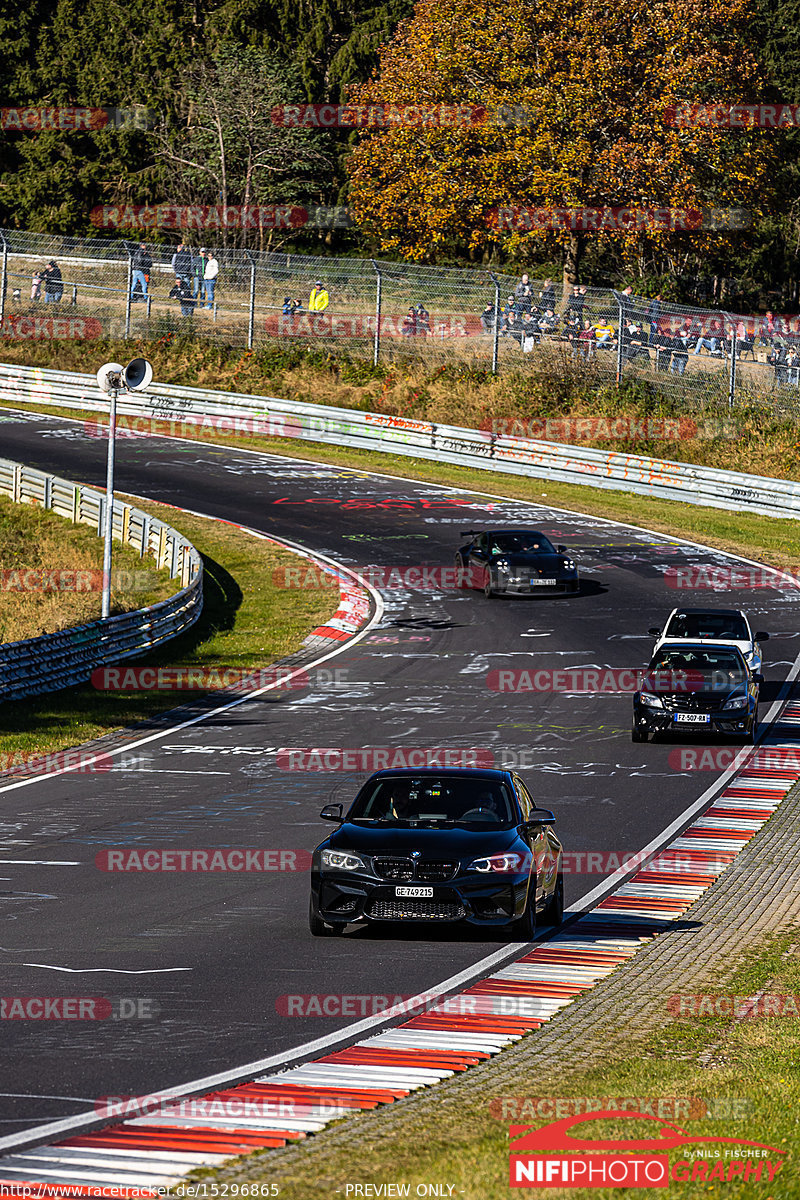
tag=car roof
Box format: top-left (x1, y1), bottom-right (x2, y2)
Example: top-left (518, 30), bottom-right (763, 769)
top-left (366, 768), bottom-right (513, 782)
top-left (667, 608), bottom-right (747, 618)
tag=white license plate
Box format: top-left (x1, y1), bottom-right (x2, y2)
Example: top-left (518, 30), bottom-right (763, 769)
top-left (529, 578), bottom-right (557, 586)
top-left (674, 713), bottom-right (711, 724)
top-left (395, 885), bottom-right (434, 898)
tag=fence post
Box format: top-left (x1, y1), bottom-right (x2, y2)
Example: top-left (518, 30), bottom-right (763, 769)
top-left (616, 299), bottom-right (624, 385)
top-left (124, 249), bottom-right (133, 339)
top-left (371, 260), bottom-right (382, 367)
top-left (245, 250), bottom-right (256, 350)
top-left (0, 233), bottom-right (7, 331)
top-left (489, 272), bottom-right (501, 374)
top-left (728, 325), bottom-right (737, 409)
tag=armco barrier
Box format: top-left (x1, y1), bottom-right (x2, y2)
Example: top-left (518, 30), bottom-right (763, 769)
top-left (0, 362), bottom-right (798, 520)
top-left (0, 456), bottom-right (203, 701)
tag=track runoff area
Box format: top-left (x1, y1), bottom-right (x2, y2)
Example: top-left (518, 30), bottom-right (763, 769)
top-left (0, 408), bottom-right (798, 1192)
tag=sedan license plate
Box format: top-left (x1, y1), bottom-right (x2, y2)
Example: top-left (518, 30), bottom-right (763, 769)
top-left (529, 578), bottom-right (557, 586)
top-left (395, 885), bottom-right (434, 898)
top-left (674, 713), bottom-right (711, 724)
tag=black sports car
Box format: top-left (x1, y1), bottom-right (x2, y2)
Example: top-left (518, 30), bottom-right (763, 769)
top-left (632, 642), bottom-right (761, 744)
top-left (456, 529), bottom-right (579, 597)
top-left (309, 768), bottom-right (564, 939)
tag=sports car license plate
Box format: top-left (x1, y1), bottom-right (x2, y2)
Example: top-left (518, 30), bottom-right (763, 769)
top-left (395, 885), bottom-right (434, 898)
top-left (674, 713), bottom-right (711, 724)
top-left (529, 578), bottom-right (557, 586)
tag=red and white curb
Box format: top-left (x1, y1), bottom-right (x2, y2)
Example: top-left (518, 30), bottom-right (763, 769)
top-left (2, 710), bottom-right (799, 1195)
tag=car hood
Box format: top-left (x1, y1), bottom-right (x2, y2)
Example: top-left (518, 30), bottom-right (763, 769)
top-left (640, 670), bottom-right (750, 697)
top-left (491, 552), bottom-right (571, 570)
top-left (324, 823), bottom-right (520, 858)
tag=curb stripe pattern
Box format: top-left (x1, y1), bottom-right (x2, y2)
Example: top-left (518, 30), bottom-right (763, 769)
top-left (3, 708), bottom-right (799, 1193)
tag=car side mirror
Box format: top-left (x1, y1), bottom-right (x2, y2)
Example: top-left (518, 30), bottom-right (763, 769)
top-left (556, 545), bottom-right (567, 553)
top-left (752, 673), bottom-right (764, 685)
top-left (755, 631), bottom-right (769, 641)
top-left (526, 808), bottom-right (555, 826)
top-left (648, 627), bottom-right (661, 637)
top-left (320, 804), bottom-right (343, 822)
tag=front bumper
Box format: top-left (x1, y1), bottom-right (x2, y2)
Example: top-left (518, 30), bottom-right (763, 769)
top-left (311, 872), bottom-right (531, 926)
top-left (633, 703), bottom-right (754, 737)
top-left (493, 575), bottom-right (579, 596)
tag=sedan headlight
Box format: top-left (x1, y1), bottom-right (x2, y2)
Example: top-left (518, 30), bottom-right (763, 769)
top-left (494, 559), bottom-right (511, 573)
top-left (469, 851), bottom-right (531, 874)
top-left (639, 691), bottom-right (663, 709)
top-left (562, 558), bottom-right (576, 570)
top-left (723, 692), bottom-right (748, 711)
top-left (320, 849), bottom-right (367, 871)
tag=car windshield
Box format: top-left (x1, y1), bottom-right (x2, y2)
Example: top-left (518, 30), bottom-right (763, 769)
top-left (347, 776), bottom-right (517, 828)
top-left (489, 533), bottom-right (556, 556)
top-left (646, 647), bottom-right (748, 687)
top-left (665, 612), bottom-right (749, 641)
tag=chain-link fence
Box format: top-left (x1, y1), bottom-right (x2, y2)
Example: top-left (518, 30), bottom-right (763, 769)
top-left (0, 226), bottom-right (798, 419)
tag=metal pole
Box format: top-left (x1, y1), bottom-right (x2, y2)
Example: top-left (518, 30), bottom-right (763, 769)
top-left (371, 261), bottom-right (382, 367)
top-left (490, 274), bottom-right (501, 374)
top-left (245, 251), bottom-right (256, 350)
top-left (101, 385), bottom-right (118, 619)
top-left (124, 252), bottom-right (133, 339)
top-left (728, 327), bottom-right (737, 409)
top-left (616, 300), bottom-right (624, 384)
top-left (0, 234), bottom-right (7, 331)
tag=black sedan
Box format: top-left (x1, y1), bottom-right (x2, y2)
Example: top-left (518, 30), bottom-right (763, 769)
top-left (632, 643), bottom-right (762, 744)
top-left (455, 529), bottom-right (579, 598)
top-left (309, 768), bottom-right (564, 939)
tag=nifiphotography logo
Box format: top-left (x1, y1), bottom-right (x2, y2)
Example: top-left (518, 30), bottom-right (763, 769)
top-left (508, 1112), bottom-right (785, 1188)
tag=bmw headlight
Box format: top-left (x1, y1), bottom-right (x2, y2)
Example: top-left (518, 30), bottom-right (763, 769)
top-left (469, 851), bottom-right (530, 874)
top-left (723, 692), bottom-right (748, 711)
top-left (639, 691), bottom-right (663, 709)
top-left (320, 849), bottom-right (367, 871)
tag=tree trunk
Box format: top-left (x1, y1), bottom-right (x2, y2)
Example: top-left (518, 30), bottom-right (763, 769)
top-left (562, 234), bottom-right (583, 304)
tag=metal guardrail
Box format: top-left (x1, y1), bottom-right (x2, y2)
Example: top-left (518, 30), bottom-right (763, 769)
top-left (0, 455), bottom-right (203, 702)
top-left (0, 361), bottom-right (797, 522)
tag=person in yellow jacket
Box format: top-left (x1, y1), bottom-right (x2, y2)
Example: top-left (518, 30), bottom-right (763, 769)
top-left (309, 280), bottom-right (329, 311)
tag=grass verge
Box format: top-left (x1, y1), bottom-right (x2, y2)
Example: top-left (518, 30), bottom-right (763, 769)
top-left (0, 492), bottom-right (177, 643)
top-left (182, 928), bottom-right (800, 1198)
top-left (0, 495), bottom-right (340, 764)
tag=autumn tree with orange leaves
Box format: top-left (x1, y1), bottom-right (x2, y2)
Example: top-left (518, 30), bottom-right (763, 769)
top-left (346, 0), bottom-right (776, 285)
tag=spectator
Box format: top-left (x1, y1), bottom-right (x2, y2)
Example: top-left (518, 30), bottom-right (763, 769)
top-left (593, 318), bottom-right (615, 348)
top-left (202, 251), bottom-right (219, 310)
top-left (31, 269), bottom-right (43, 302)
top-left (169, 276), bottom-right (196, 317)
top-left (282, 297), bottom-right (294, 317)
top-left (514, 272), bottom-right (531, 299)
top-left (654, 328), bottom-right (672, 372)
top-left (759, 311), bottom-right (775, 346)
top-left (539, 278), bottom-right (556, 311)
top-left (191, 249), bottom-right (207, 299)
top-left (130, 243), bottom-right (151, 300)
top-left (523, 310), bottom-right (541, 347)
top-left (622, 321), bottom-right (649, 362)
top-left (502, 310), bottom-right (525, 346)
top-left (768, 343), bottom-right (788, 385)
top-left (578, 318), bottom-right (596, 361)
top-left (612, 284), bottom-right (634, 324)
top-left (567, 285), bottom-right (587, 320)
top-left (786, 346), bottom-right (800, 384)
top-left (415, 303), bottom-right (431, 334)
top-left (692, 322), bottom-right (720, 356)
top-left (480, 303), bottom-right (496, 332)
top-left (563, 311), bottom-right (582, 355)
top-left (171, 243), bottom-right (192, 286)
top-left (402, 307), bottom-right (417, 336)
top-left (42, 260), bottom-right (63, 303)
top-left (309, 280), bottom-right (329, 311)
top-left (646, 294), bottom-right (662, 346)
top-left (670, 324), bottom-right (692, 375)
top-left (538, 309), bottom-right (559, 336)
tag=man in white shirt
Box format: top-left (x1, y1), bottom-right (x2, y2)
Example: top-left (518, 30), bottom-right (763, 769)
top-left (202, 252), bottom-right (219, 309)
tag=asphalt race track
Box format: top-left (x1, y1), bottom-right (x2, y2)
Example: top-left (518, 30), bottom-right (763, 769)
top-left (2, 407), bottom-right (799, 1140)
